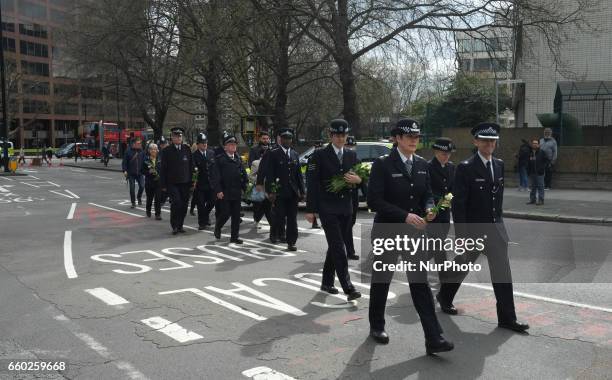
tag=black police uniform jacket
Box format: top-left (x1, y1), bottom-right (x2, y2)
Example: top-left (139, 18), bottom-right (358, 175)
top-left (160, 144), bottom-right (193, 188)
top-left (428, 157), bottom-right (455, 223)
top-left (367, 148), bottom-right (434, 223)
top-left (211, 153), bottom-right (248, 201)
top-left (306, 143), bottom-right (358, 215)
top-left (264, 147), bottom-right (305, 199)
top-left (193, 148), bottom-right (215, 191)
top-left (451, 153), bottom-right (507, 240)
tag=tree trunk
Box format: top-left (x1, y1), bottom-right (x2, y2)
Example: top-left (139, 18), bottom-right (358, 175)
top-left (337, 54), bottom-right (360, 137)
top-left (204, 60), bottom-right (222, 146)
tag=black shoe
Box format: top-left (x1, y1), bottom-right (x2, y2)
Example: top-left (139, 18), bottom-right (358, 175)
top-left (131, 203), bottom-right (136, 209)
top-left (155, 215), bottom-right (162, 221)
top-left (172, 228), bottom-right (179, 235)
top-left (436, 293), bottom-right (458, 315)
top-left (190, 210), bottom-right (196, 216)
top-left (230, 238), bottom-right (243, 244)
top-left (287, 245), bottom-right (297, 251)
top-left (138, 199), bottom-right (142, 206)
top-left (146, 211), bottom-right (151, 218)
top-left (347, 254), bottom-right (359, 260)
top-left (178, 227), bottom-right (186, 233)
top-left (369, 330), bottom-right (389, 344)
top-left (198, 225), bottom-right (206, 230)
top-left (269, 237), bottom-right (278, 244)
top-left (425, 336), bottom-right (454, 355)
top-left (204, 221), bottom-right (212, 226)
top-left (320, 285), bottom-right (339, 295)
top-left (498, 320), bottom-right (530, 333)
top-left (214, 227), bottom-right (221, 239)
top-left (526, 201), bottom-right (536, 205)
top-left (347, 290), bottom-right (361, 301)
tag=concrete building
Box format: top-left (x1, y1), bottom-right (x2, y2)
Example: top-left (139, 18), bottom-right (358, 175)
top-left (1, 0), bottom-right (143, 148)
top-left (513, 1), bottom-right (612, 137)
top-left (455, 29), bottom-right (513, 80)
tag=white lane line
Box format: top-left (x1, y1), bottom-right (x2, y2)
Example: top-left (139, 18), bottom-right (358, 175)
top-left (242, 366), bottom-right (296, 379)
top-left (0, 176), bottom-right (14, 181)
top-left (70, 168), bottom-right (86, 173)
top-left (140, 316), bottom-right (203, 343)
top-left (47, 181), bottom-right (61, 187)
top-left (93, 175), bottom-right (113, 180)
top-left (89, 202), bottom-right (145, 218)
top-left (463, 283), bottom-right (612, 314)
top-left (85, 288), bottom-right (130, 306)
top-left (65, 189), bottom-right (80, 199)
top-left (50, 190), bottom-right (74, 199)
top-left (67, 202), bottom-right (77, 219)
top-left (52, 313), bottom-right (149, 380)
top-left (64, 231), bottom-right (77, 279)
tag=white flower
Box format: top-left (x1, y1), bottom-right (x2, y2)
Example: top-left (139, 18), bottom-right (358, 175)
top-left (444, 193), bottom-right (454, 201)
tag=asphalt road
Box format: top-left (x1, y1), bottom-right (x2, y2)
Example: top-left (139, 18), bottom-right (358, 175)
top-left (1, 166), bottom-right (611, 380)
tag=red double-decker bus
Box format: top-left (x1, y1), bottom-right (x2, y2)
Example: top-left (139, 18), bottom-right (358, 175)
top-left (82, 121), bottom-right (152, 158)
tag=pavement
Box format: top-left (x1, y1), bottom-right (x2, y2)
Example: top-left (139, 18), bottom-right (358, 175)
top-left (59, 158), bottom-right (612, 225)
top-left (1, 165), bottom-right (611, 379)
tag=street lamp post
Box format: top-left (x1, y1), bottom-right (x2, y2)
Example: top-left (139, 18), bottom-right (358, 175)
top-left (495, 79), bottom-right (524, 126)
top-left (1, 3), bottom-right (11, 172)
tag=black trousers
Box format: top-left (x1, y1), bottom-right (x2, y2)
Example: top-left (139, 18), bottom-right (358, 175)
top-left (544, 163), bottom-right (553, 188)
top-left (190, 189), bottom-right (198, 212)
top-left (167, 183), bottom-right (190, 230)
top-left (253, 199), bottom-right (272, 224)
top-left (216, 199), bottom-right (241, 240)
top-left (273, 195), bottom-right (299, 245)
top-left (344, 203), bottom-right (359, 256)
top-left (270, 200), bottom-right (286, 240)
top-left (438, 232), bottom-right (517, 323)
top-left (426, 221), bottom-right (451, 282)
top-left (320, 212), bottom-right (354, 293)
top-left (145, 182), bottom-right (162, 216)
top-left (196, 186), bottom-right (215, 226)
top-left (369, 249), bottom-right (443, 340)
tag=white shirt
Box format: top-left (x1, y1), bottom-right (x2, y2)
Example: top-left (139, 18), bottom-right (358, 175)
top-left (198, 149), bottom-right (207, 158)
top-left (332, 144), bottom-right (343, 157)
top-left (397, 149), bottom-right (413, 165)
top-left (477, 151), bottom-right (495, 180)
top-left (227, 153), bottom-right (235, 160)
top-left (281, 146), bottom-right (291, 157)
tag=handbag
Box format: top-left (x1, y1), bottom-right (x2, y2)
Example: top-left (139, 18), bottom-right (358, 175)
top-left (251, 186), bottom-right (266, 202)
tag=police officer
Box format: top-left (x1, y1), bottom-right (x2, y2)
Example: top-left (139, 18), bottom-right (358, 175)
top-left (427, 137), bottom-right (456, 293)
top-left (344, 136), bottom-right (361, 260)
top-left (305, 119), bottom-right (362, 302)
top-left (160, 127), bottom-right (194, 235)
top-left (264, 128), bottom-right (304, 251)
top-left (367, 119), bottom-right (453, 354)
top-left (193, 132), bottom-right (216, 229)
top-left (436, 122), bottom-right (530, 333)
top-left (257, 132), bottom-right (286, 243)
top-left (211, 132), bottom-right (248, 244)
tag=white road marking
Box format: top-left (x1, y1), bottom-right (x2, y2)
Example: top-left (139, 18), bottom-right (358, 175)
top-left (242, 366), bottom-right (296, 379)
top-left (67, 202), bottom-right (77, 219)
top-left (52, 312), bottom-right (148, 380)
top-left (50, 190), bottom-right (75, 199)
top-left (47, 181), bottom-right (61, 187)
top-left (0, 176), bottom-right (14, 181)
top-left (140, 316), bottom-right (203, 343)
top-left (70, 168), bottom-right (86, 173)
top-left (89, 202), bottom-right (145, 217)
top-left (463, 283), bottom-right (612, 314)
top-left (0, 185), bottom-right (13, 192)
top-left (65, 189), bottom-right (79, 199)
top-left (63, 231), bottom-right (77, 279)
top-left (84, 287), bottom-right (130, 306)
top-left (93, 175), bottom-right (113, 180)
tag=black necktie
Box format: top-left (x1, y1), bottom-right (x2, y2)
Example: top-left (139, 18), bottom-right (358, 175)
top-left (486, 161), bottom-right (494, 183)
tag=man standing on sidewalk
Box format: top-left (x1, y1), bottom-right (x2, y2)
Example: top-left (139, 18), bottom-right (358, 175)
top-left (160, 127), bottom-right (194, 235)
top-left (437, 122), bottom-right (530, 334)
top-left (122, 138), bottom-right (145, 208)
top-left (526, 138), bottom-right (549, 206)
top-left (539, 128), bottom-right (557, 190)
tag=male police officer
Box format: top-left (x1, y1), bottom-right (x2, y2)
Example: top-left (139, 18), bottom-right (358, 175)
top-left (193, 132), bottom-right (216, 229)
top-left (257, 131), bottom-right (286, 243)
top-left (265, 128), bottom-right (304, 251)
top-left (344, 136), bottom-right (361, 260)
top-left (436, 122), bottom-right (529, 333)
top-left (427, 137), bottom-right (456, 294)
top-left (160, 127), bottom-right (194, 235)
top-left (367, 119), bottom-right (453, 354)
top-left (305, 119), bottom-right (362, 302)
top-left (211, 132), bottom-right (248, 244)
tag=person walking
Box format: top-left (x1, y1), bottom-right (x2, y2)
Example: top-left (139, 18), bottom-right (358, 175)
top-left (143, 143), bottom-right (162, 220)
top-left (122, 138), bottom-right (145, 208)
